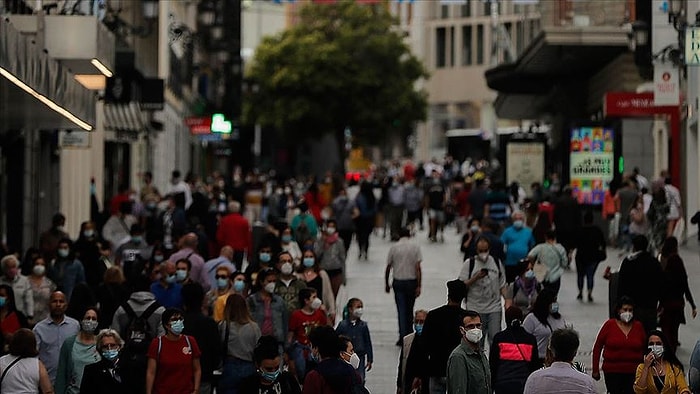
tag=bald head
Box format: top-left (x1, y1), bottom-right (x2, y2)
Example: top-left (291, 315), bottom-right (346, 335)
top-left (220, 246), bottom-right (234, 260)
top-left (182, 233), bottom-right (198, 248)
top-left (49, 291), bottom-right (68, 319)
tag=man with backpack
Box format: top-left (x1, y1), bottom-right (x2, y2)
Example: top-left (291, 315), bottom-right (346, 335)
top-left (459, 237), bottom-right (507, 349)
top-left (111, 276), bottom-right (165, 394)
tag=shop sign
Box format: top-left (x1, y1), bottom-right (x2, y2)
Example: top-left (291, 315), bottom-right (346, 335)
top-left (569, 127), bottom-right (614, 205)
top-left (686, 27), bottom-right (700, 65)
top-left (506, 142), bottom-right (544, 188)
top-left (185, 117), bottom-right (212, 135)
top-left (653, 64), bottom-right (679, 106)
top-left (59, 131), bottom-right (90, 148)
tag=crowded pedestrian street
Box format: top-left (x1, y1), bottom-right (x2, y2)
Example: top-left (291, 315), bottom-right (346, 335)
top-left (350, 226), bottom-right (700, 393)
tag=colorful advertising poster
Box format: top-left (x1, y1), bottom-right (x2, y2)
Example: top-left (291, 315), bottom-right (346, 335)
top-left (569, 127), bottom-right (614, 205)
top-left (506, 142), bottom-right (545, 189)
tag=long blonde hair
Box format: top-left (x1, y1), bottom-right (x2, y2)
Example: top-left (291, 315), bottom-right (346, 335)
top-left (224, 293), bottom-right (252, 325)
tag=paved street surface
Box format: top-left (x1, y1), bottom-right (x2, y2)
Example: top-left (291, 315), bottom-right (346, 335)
top-left (340, 226), bottom-right (700, 393)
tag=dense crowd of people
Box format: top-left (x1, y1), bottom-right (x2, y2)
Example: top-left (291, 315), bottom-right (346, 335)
top-left (0, 157), bottom-right (697, 394)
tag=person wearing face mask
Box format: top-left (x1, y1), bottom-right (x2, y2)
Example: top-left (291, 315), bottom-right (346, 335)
top-left (526, 230), bottom-right (568, 296)
top-left (314, 219), bottom-right (346, 299)
top-left (95, 267), bottom-right (129, 329)
top-left (39, 213), bottom-right (69, 262)
top-left (633, 330), bottom-right (690, 394)
top-left (28, 256), bottom-right (57, 325)
top-left (72, 221), bottom-right (104, 293)
top-left (287, 288), bottom-right (328, 382)
top-left (247, 268), bottom-right (289, 350)
top-left (505, 259), bottom-right (540, 315)
top-left (181, 284), bottom-right (220, 394)
top-left (279, 227), bottom-right (303, 267)
top-left (55, 307), bottom-right (102, 394)
top-left (592, 296), bottom-right (647, 394)
top-left (207, 266), bottom-right (233, 321)
top-left (446, 310), bottom-right (491, 394)
top-left (523, 328), bottom-right (596, 394)
top-left (149, 261), bottom-right (183, 309)
top-left (102, 201), bottom-right (138, 254)
top-left (302, 326), bottom-right (366, 394)
top-left (239, 335), bottom-right (301, 393)
top-left (175, 259), bottom-right (193, 285)
top-left (296, 250), bottom-right (335, 321)
top-left (273, 252), bottom-right (308, 315)
top-left (339, 335), bottom-right (362, 370)
top-left (0, 254), bottom-right (34, 321)
top-left (460, 218), bottom-right (481, 262)
top-left (522, 288), bottom-right (567, 366)
top-left (460, 237), bottom-right (506, 349)
top-left (489, 307), bottom-right (539, 394)
top-left (218, 294), bottom-right (261, 394)
top-left (80, 329), bottom-right (128, 393)
top-left (146, 308), bottom-right (202, 394)
top-left (501, 211), bottom-right (535, 283)
top-left (335, 298), bottom-right (373, 382)
top-left (49, 238), bottom-right (86, 302)
top-left (0, 284), bottom-right (29, 344)
top-left (204, 246), bottom-right (236, 290)
top-left (397, 309), bottom-right (428, 394)
top-left (115, 224), bottom-right (153, 283)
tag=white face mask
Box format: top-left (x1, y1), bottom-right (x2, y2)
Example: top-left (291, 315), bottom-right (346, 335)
top-left (478, 252), bottom-right (489, 261)
top-left (463, 327), bottom-right (483, 344)
top-left (649, 344), bottom-right (664, 358)
top-left (280, 262), bottom-right (293, 275)
top-left (326, 227), bottom-right (336, 235)
top-left (264, 282), bottom-right (276, 294)
top-left (346, 352), bottom-right (361, 369)
top-left (619, 311), bottom-right (633, 323)
top-left (352, 308), bottom-right (363, 319)
top-left (33, 265), bottom-right (46, 276)
top-left (311, 297), bottom-right (323, 310)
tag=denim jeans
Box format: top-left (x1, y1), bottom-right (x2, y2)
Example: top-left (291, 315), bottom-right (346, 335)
top-left (219, 358), bottom-right (255, 394)
top-left (479, 311), bottom-right (502, 349)
top-left (576, 261), bottom-right (598, 292)
top-left (430, 376), bottom-right (447, 394)
top-left (289, 342), bottom-right (312, 382)
top-left (393, 279), bottom-right (418, 341)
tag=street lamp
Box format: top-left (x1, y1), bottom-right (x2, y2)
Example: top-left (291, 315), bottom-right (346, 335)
top-left (668, 0), bottom-right (686, 30)
top-left (629, 20), bottom-right (650, 51)
top-left (142, 0), bottom-right (159, 20)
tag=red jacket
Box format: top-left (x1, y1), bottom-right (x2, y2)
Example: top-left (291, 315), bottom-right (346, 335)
top-left (592, 318), bottom-right (646, 375)
top-left (216, 213), bottom-right (251, 252)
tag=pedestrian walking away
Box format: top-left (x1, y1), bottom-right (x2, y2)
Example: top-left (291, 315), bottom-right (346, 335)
top-left (385, 228), bottom-right (422, 346)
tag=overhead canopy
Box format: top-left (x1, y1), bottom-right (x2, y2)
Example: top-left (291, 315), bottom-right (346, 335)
top-left (485, 26), bottom-right (630, 119)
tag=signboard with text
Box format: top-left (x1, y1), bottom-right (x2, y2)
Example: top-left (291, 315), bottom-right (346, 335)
top-left (686, 27), bottom-right (700, 65)
top-left (506, 142), bottom-right (544, 189)
top-left (569, 127), bottom-right (614, 205)
top-left (653, 64), bottom-right (679, 106)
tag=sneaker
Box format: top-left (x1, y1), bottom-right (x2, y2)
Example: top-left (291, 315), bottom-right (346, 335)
top-left (588, 294), bottom-right (594, 303)
top-left (577, 293), bottom-right (583, 301)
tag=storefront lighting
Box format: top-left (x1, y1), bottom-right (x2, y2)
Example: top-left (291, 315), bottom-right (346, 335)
top-left (0, 67), bottom-right (93, 131)
top-left (142, 0), bottom-right (159, 20)
top-left (211, 113), bottom-right (232, 133)
top-left (90, 58), bottom-right (113, 78)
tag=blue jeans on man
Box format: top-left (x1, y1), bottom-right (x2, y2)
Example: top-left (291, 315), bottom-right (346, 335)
top-left (393, 279), bottom-right (418, 343)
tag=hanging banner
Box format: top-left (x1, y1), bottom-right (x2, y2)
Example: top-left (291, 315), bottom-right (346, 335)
top-left (506, 142), bottom-right (544, 188)
top-left (653, 64), bottom-right (679, 106)
top-left (569, 127), bottom-right (615, 205)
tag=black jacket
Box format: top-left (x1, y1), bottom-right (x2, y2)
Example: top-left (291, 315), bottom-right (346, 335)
top-left (239, 371), bottom-right (301, 394)
top-left (80, 358), bottom-right (127, 394)
top-left (618, 251), bottom-right (663, 309)
top-left (421, 304), bottom-right (467, 378)
top-left (489, 325), bottom-right (540, 394)
top-left (182, 311), bottom-right (221, 382)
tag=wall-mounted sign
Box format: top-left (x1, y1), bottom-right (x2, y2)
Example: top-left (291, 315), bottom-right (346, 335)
top-left (506, 142), bottom-right (544, 188)
top-left (185, 117), bottom-right (212, 135)
top-left (686, 27), bottom-right (700, 65)
top-left (59, 131), bottom-right (91, 148)
top-left (569, 127), bottom-right (614, 205)
top-left (653, 64), bottom-right (679, 106)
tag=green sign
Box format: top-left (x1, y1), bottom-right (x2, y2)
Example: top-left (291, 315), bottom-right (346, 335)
top-left (211, 113), bottom-right (232, 134)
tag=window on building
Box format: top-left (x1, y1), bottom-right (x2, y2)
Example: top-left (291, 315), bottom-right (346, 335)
top-left (408, 3), bottom-right (412, 25)
top-left (450, 27), bottom-right (455, 67)
top-left (516, 21), bottom-right (524, 55)
top-left (436, 27), bottom-right (447, 68)
top-left (476, 24), bottom-right (484, 65)
top-left (460, 1), bottom-right (470, 17)
top-left (529, 19), bottom-right (540, 41)
top-left (484, 1), bottom-right (498, 16)
top-left (441, 4), bottom-right (449, 19)
top-left (462, 25), bottom-right (472, 66)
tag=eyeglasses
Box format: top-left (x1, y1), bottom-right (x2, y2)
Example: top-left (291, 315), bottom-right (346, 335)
top-left (215, 275), bottom-right (229, 280)
top-left (102, 343), bottom-right (120, 350)
top-left (464, 323), bottom-right (482, 330)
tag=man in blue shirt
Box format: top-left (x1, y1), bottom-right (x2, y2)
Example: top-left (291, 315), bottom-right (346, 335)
top-left (203, 246), bottom-right (236, 289)
top-left (501, 211), bottom-right (535, 283)
top-left (150, 260), bottom-right (183, 308)
top-left (32, 291), bottom-right (80, 384)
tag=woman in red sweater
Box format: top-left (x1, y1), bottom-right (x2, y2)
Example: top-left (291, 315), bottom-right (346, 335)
top-left (592, 296), bottom-right (647, 394)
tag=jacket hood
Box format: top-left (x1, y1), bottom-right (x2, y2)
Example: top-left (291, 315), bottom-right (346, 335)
top-left (129, 291), bottom-right (157, 304)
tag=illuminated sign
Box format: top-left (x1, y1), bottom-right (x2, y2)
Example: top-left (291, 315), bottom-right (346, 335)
top-left (569, 127), bottom-right (614, 205)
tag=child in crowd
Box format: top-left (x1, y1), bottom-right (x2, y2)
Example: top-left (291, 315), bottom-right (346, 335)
top-left (335, 297), bottom-right (374, 382)
top-left (287, 287), bottom-right (328, 382)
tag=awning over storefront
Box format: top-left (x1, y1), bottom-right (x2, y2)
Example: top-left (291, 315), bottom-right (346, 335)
top-left (485, 26), bottom-right (630, 119)
top-left (103, 102), bottom-right (148, 132)
top-left (0, 18), bottom-right (95, 131)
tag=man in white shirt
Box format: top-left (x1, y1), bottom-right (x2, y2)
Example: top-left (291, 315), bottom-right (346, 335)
top-left (168, 170), bottom-right (192, 209)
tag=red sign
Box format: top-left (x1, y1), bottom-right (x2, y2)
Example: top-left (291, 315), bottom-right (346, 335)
top-left (185, 116), bottom-right (212, 135)
top-left (604, 92), bottom-right (677, 117)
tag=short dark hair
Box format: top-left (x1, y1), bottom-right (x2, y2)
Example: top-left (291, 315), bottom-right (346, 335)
top-left (545, 230), bottom-right (556, 240)
top-left (9, 328), bottom-right (38, 357)
top-left (52, 213), bottom-right (66, 226)
top-left (463, 310), bottom-right (481, 322)
top-left (615, 296), bottom-right (635, 312)
top-left (308, 325), bottom-right (340, 358)
top-left (447, 279), bottom-right (467, 303)
top-left (176, 258), bottom-right (192, 271)
top-left (130, 224), bottom-right (143, 235)
top-left (161, 308), bottom-right (184, 328)
top-left (253, 336), bottom-right (280, 364)
top-left (505, 306), bottom-right (524, 326)
top-left (632, 235), bottom-right (649, 252)
top-left (298, 287), bottom-right (316, 307)
top-left (181, 282), bottom-right (204, 311)
top-left (549, 328), bottom-right (580, 362)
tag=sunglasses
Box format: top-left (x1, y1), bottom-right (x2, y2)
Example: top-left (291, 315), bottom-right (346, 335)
top-left (464, 323), bottom-right (482, 330)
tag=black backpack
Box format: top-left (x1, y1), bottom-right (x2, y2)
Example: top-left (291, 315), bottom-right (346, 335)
top-left (121, 302), bottom-right (160, 358)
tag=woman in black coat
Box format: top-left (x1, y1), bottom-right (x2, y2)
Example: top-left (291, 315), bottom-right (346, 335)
top-left (574, 211), bottom-right (606, 302)
top-left (80, 328), bottom-right (130, 394)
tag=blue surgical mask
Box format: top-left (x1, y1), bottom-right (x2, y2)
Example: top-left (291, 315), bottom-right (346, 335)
top-left (216, 278), bottom-right (229, 289)
top-left (165, 274), bottom-right (177, 284)
top-left (260, 368), bottom-right (280, 382)
top-left (132, 236), bottom-right (143, 244)
top-left (513, 220), bottom-right (524, 229)
top-left (524, 269), bottom-right (535, 279)
top-left (170, 319), bottom-right (184, 335)
top-left (281, 235), bottom-right (293, 243)
top-left (0, 297), bottom-right (6, 307)
top-left (414, 323), bottom-right (423, 335)
top-left (57, 249), bottom-right (69, 258)
top-left (550, 302), bottom-right (559, 314)
top-left (233, 279), bottom-right (246, 292)
top-left (303, 257), bottom-right (315, 268)
top-left (176, 269), bottom-right (188, 281)
top-left (102, 349), bottom-right (119, 361)
top-left (154, 255), bottom-right (164, 263)
top-left (83, 230), bottom-right (95, 238)
top-left (259, 253), bottom-right (271, 263)
top-left (310, 349), bottom-right (320, 363)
